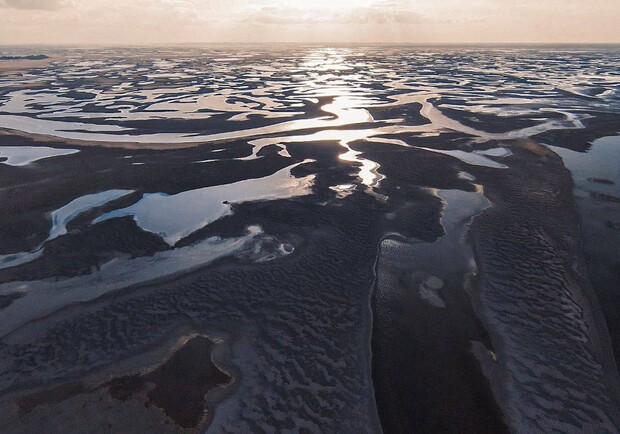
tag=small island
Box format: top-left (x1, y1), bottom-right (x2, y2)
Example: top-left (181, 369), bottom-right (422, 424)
top-left (0, 54), bottom-right (49, 61)
top-left (0, 54), bottom-right (53, 73)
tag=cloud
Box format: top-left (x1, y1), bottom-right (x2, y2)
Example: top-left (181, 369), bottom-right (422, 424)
top-left (340, 6), bottom-right (422, 25)
top-left (0, 0), bottom-right (70, 10)
top-left (0, 0), bottom-right (618, 44)
top-left (236, 2), bottom-right (422, 26)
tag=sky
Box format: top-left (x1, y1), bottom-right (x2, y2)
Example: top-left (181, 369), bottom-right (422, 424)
top-left (0, 0), bottom-right (618, 45)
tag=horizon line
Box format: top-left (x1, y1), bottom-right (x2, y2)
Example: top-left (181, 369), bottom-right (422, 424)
top-left (1, 41), bottom-right (620, 48)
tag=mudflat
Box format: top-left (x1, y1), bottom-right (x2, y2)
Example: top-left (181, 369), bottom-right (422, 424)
top-left (0, 46), bottom-right (619, 433)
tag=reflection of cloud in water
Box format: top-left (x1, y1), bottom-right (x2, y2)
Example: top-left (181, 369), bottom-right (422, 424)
top-left (0, 146), bottom-right (79, 167)
top-left (0, 47), bottom-right (608, 193)
top-left (1, 46), bottom-right (620, 434)
top-left (0, 225), bottom-right (296, 337)
top-left (94, 163), bottom-right (315, 246)
top-left (0, 190), bottom-right (133, 270)
top-left (0, 47), bottom-right (618, 233)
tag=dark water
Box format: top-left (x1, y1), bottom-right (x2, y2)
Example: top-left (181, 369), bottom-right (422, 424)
top-left (552, 136), bottom-right (620, 362)
top-left (0, 46), bottom-right (619, 433)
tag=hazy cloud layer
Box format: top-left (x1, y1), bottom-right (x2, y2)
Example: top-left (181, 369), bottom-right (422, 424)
top-left (0, 0), bottom-right (618, 44)
top-left (0, 0), bottom-right (69, 10)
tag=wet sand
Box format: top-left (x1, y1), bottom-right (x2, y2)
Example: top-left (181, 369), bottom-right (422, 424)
top-left (108, 336), bottom-right (231, 428)
top-left (470, 141), bottom-right (620, 432)
top-left (4, 134), bottom-right (617, 432)
top-left (0, 46), bottom-right (619, 433)
top-left (1, 335), bottom-right (231, 433)
top-left (551, 136), bottom-right (620, 369)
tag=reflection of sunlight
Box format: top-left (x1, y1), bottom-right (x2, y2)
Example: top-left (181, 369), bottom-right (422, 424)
top-left (292, 49), bottom-right (387, 189)
top-left (250, 128), bottom-right (405, 189)
top-left (1, 46), bottom-right (576, 193)
top-left (322, 96), bottom-right (374, 124)
top-left (300, 48), bottom-right (356, 72)
top-left (339, 148), bottom-right (383, 188)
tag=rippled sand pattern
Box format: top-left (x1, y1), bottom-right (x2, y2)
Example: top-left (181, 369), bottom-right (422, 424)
top-left (0, 46), bottom-right (619, 433)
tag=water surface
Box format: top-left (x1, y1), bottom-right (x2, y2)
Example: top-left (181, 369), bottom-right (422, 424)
top-left (0, 45), bottom-right (619, 433)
